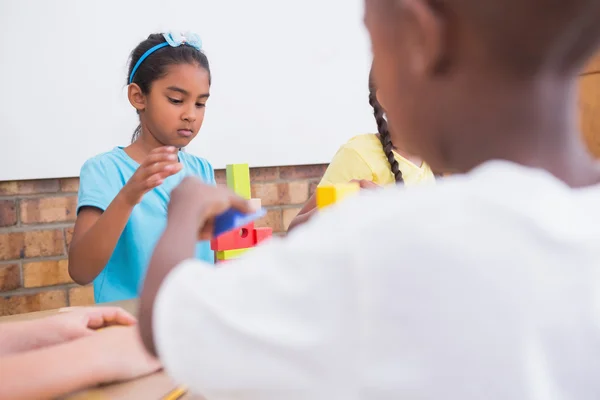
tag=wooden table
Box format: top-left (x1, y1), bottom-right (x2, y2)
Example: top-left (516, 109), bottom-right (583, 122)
top-left (0, 300), bottom-right (205, 400)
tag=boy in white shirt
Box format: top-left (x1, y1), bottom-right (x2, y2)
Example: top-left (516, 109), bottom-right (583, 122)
top-left (138, 0), bottom-right (600, 398)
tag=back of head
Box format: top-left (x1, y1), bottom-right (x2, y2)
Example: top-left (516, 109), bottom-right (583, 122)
top-left (364, 0), bottom-right (600, 176)
top-left (454, 0), bottom-right (600, 76)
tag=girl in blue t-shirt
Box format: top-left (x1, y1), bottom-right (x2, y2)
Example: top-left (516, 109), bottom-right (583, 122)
top-left (69, 32), bottom-right (215, 303)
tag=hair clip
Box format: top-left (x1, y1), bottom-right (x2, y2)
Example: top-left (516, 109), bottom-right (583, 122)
top-left (163, 31), bottom-right (202, 51)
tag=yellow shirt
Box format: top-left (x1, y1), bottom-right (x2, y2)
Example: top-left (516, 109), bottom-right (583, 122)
top-left (319, 134), bottom-right (435, 187)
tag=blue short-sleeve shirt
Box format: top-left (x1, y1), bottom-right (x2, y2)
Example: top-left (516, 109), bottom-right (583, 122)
top-left (77, 147), bottom-right (215, 303)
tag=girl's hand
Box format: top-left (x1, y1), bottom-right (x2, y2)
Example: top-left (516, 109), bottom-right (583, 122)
top-left (91, 326), bottom-right (162, 383)
top-left (121, 147), bottom-right (183, 206)
top-left (169, 177), bottom-right (257, 240)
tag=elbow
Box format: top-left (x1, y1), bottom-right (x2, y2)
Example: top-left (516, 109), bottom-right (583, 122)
top-left (67, 249), bottom-right (94, 286)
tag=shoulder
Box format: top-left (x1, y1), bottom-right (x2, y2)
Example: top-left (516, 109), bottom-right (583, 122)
top-left (339, 134), bottom-right (383, 154)
top-left (80, 147), bottom-right (131, 178)
top-left (178, 152), bottom-right (215, 181)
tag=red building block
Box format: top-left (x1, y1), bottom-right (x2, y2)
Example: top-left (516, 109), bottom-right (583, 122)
top-left (211, 222), bottom-right (255, 251)
top-left (253, 227), bottom-right (272, 245)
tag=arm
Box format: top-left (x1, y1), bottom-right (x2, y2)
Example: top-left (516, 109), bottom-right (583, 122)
top-left (287, 193), bottom-right (318, 232)
top-left (0, 327), bottom-right (160, 400)
top-left (68, 198), bottom-right (136, 285)
top-left (0, 307), bottom-right (136, 356)
top-left (287, 147), bottom-right (374, 232)
top-left (69, 147), bottom-right (182, 285)
top-left (139, 179), bottom-right (358, 398)
top-left (0, 337), bottom-right (112, 400)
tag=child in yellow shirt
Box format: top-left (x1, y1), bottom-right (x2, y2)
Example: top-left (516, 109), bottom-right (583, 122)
top-left (288, 67), bottom-right (435, 231)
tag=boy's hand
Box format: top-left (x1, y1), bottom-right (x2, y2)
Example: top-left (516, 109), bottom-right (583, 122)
top-left (121, 147), bottom-right (183, 206)
top-left (169, 177), bottom-right (258, 240)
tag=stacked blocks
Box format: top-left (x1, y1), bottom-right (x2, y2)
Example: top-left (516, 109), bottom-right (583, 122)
top-left (211, 163), bottom-right (273, 262)
top-left (316, 182), bottom-right (360, 210)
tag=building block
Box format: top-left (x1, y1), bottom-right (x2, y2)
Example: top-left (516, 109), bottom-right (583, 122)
top-left (211, 224), bottom-right (273, 251)
top-left (316, 182), bottom-right (360, 209)
top-left (253, 227), bottom-right (272, 245)
top-left (213, 207), bottom-right (265, 237)
top-left (226, 164), bottom-right (251, 200)
top-left (216, 248), bottom-right (250, 261)
top-left (211, 222), bottom-right (255, 251)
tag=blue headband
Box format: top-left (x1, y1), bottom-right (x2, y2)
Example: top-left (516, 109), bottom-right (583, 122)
top-left (129, 31), bottom-right (203, 84)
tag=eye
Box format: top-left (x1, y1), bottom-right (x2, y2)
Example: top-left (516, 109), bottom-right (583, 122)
top-left (168, 97), bottom-right (183, 104)
top-left (196, 103), bottom-right (206, 108)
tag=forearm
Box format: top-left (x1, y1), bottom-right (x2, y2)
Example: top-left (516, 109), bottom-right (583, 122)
top-left (68, 193), bottom-right (135, 284)
top-left (0, 339), bottom-right (111, 400)
top-left (0, 318), bottom-right (66, 356)
top-left (287, 194), bottom-right (318, 233)
top-left (287, 210), bottom-right (316, 232)
top-left (139, 209), bottom-right (200, 356)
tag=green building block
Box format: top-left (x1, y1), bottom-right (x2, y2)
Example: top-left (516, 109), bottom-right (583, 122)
top-left (226, 164), bottom-right (251, 200)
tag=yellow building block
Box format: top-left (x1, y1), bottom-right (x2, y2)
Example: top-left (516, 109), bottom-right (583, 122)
top-left (316, 182), bottom-right (360, 209)
top-left (226, 164), bottom-right (251, 200)
top-left (216, 248), bottom-right (250, 261)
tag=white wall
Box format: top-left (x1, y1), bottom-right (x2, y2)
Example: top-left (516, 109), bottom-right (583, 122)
top-left (0, 0), bottom-right (374, 181)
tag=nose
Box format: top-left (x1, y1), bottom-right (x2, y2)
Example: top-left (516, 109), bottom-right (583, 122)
top-left (182, 103), bottom-right (197, 123)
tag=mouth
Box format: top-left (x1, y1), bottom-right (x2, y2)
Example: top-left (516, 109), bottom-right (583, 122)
top-left (177, 129), bottom-right (193, 138)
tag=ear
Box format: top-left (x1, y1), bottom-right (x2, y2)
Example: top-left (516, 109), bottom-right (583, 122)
top-left (400, 0), bottom-right (446, 76)
top-left (128, 83), bottom-right (147, 112)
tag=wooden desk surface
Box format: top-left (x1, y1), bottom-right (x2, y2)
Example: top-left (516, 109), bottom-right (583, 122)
top-left (0, 300), bottom-right (205, 400)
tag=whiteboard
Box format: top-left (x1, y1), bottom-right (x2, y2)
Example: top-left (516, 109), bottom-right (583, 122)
top-left (0, 0), bottom-right (374, 181)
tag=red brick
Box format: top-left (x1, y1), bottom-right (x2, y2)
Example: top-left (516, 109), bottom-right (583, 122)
top-left (64, 227), bottom-right (74, 249)
top-left (0, 200), bottom-right (17, 228)
top-left (283, 207), bottom-right (303, 231)
top-left (252, 182), bottom-right (309, 206)
top-left (279, 164), bottom-right (328, 180)
top-left (251, 183), bottom-right (279, 206)
top-left (0, 230), bottom-right (65, 261)
top-left (250, 167), bottom-right (279, 182)
top-left (20, 196), bottom-right (77, 224)
top-left (69, 286), bottom-right (95, 306)
top-left (285, 182), bottom-right (309, 204)
top-left (0, 289), bottom-right (67, 316)
top-left (0, 264), bottom-right (21, 291)
top-left (309, 181), bottom-right (319, 198)
top-left (23, 260), bottom-right (72, 288)
top-left (59, 178), bottom-right (79, 192)
top-left (0, 179), bottom-right (60, 196)
top-left (255, 209), bottom-right (283, 233)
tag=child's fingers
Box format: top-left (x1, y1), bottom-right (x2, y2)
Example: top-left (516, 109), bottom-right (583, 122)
top-left (141, 161), bottom-right (183, 181)
top-left (142, 165), bottom-right (182, 190)
top-left (149, 146), bottom-right (178, 155)
top-left (142, 151), bottom-right (179, 167)
top-left (83, 307), bottom-right (138, 329)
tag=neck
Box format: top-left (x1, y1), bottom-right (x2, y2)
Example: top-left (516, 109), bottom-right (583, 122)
top-left (125, 126), bottom-right (168, 163)
top-left (439, 74), bottom-right (600, 187)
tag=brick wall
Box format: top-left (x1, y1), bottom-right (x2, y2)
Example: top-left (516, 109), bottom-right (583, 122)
top-left (0, 164), bottom-right (326, 316)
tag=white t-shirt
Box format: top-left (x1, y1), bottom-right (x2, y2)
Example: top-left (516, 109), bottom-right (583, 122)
top-left (153, 160), bottom-right (600, 400)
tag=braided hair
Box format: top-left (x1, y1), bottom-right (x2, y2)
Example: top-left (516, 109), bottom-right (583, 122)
top-left (368, 69), bottom-right (403, 183)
